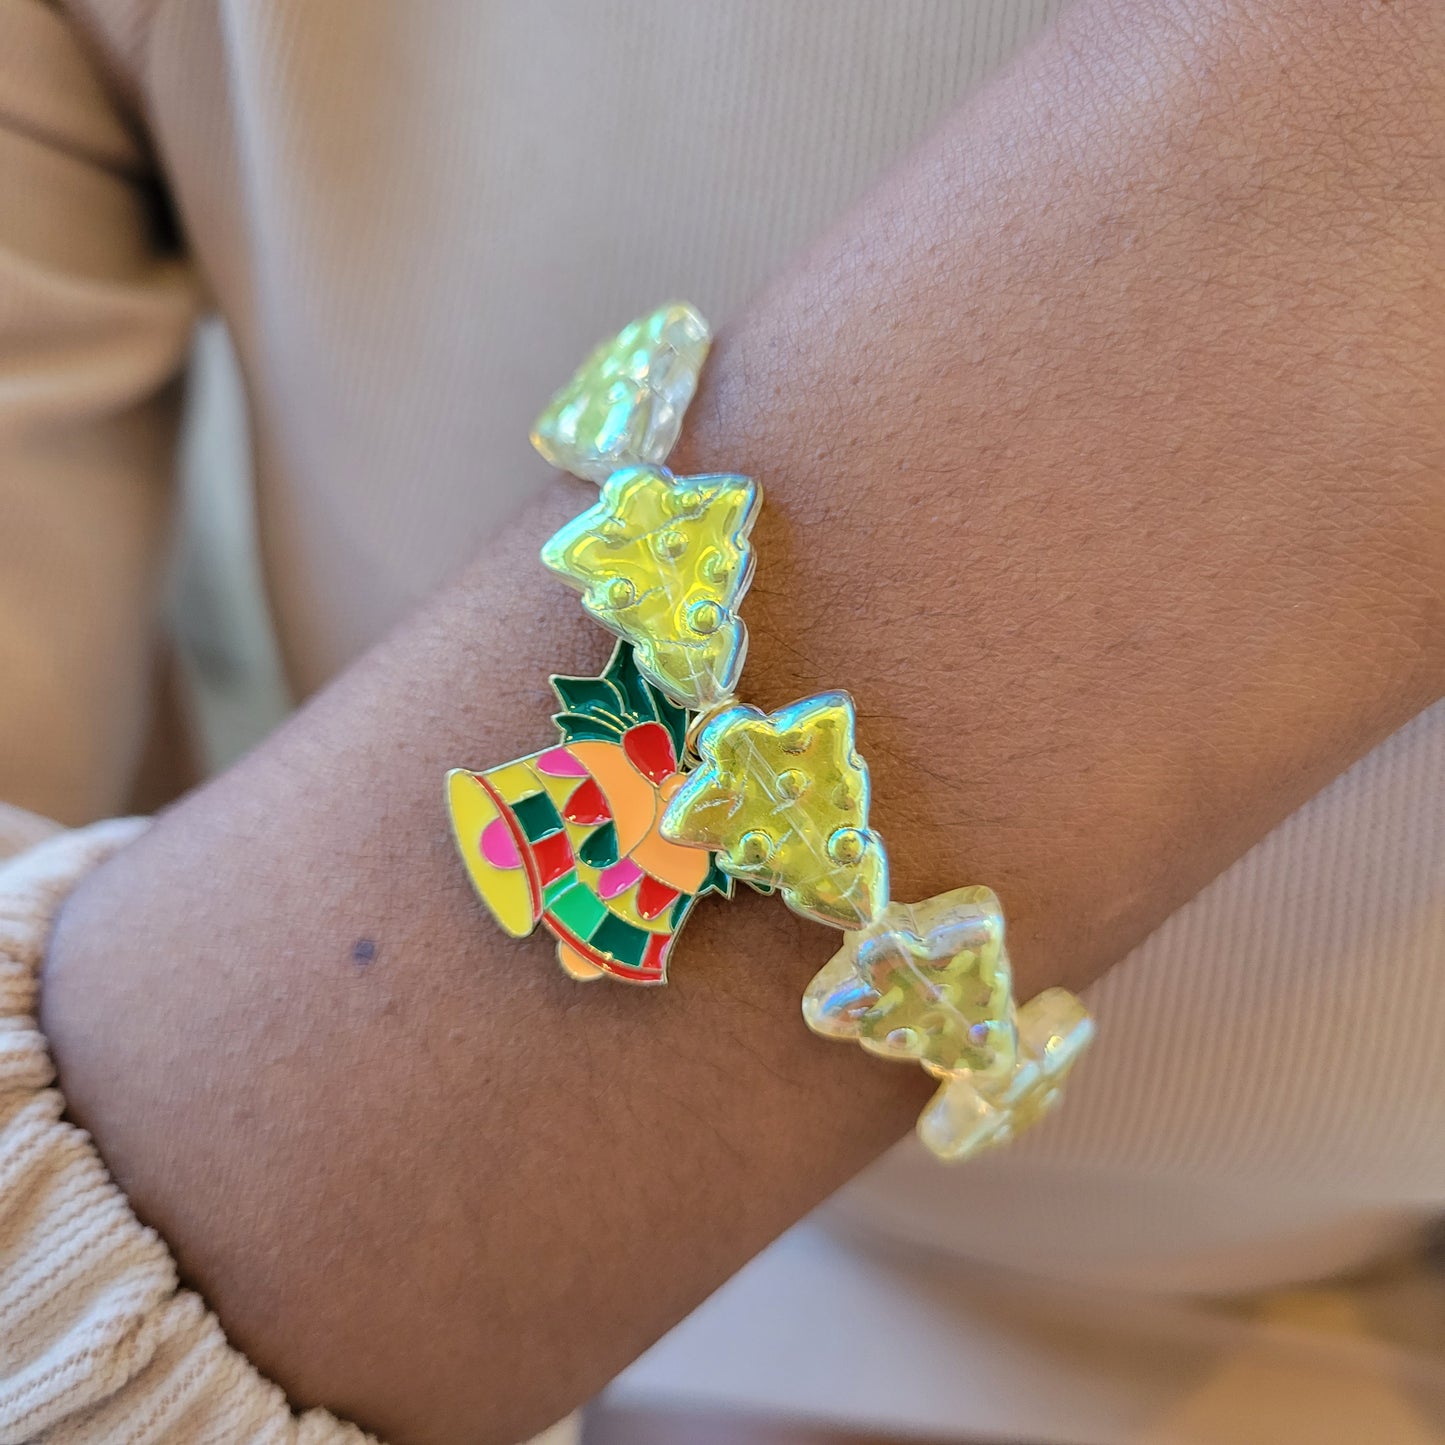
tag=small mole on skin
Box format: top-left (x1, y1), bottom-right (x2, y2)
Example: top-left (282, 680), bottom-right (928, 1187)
top-left (352, 938), bottom-right (378, 966)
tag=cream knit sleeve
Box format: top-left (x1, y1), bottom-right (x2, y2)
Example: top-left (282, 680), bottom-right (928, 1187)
top-left (0, 810), bottom-right (374, 1444)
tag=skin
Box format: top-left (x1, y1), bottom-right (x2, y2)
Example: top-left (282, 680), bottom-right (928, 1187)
top-left (41, 1), bottom-right (1443, 1443)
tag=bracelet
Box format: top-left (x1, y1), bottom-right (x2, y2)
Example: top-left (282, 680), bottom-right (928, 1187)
top-left (447, 303), bottom-right (1093, 1162)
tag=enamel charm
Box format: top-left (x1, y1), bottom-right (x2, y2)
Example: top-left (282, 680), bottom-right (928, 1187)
top-left (447, 640), bottom-right (731, 985)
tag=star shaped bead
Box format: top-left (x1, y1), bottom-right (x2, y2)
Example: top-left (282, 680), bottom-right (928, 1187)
top-left (541, 465), bottom-right (761, 710)
top-left (802, 886), bottom-right (1018, 1081)
top-left (660, 691), bottom-right (890, 929)
top-left (530, 303), bottom-right (711, 483)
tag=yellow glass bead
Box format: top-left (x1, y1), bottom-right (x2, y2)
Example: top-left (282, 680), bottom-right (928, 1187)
top-left (660, 692), bottom-right (889, 929)
top-left (916, 987), bottom-right (1094, 1162)
top-left (802, 887), bottom-right (1018, 1082)
top-left (530, 302), bottom-right (710, 483)
top-left (541, 465), bottom-right (760, 710)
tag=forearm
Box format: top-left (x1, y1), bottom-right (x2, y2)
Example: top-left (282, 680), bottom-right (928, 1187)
top-left (41, 2), bottom-right (1442, 1443)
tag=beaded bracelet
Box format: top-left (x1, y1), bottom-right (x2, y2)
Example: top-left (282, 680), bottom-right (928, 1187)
top-left (447, 303), bottom-right (1093, 1162)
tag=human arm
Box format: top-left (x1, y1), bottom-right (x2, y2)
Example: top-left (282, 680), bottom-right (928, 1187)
top-left (40, 2), bottom-right (1443, 1442)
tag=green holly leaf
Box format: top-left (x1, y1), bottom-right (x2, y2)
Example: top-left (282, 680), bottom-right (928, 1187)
top-left (552, 711), bottom-right (620, 745)
top-left (702, 856), bottom-right (736, 899)
top-left (602, 641), bottom-right (661, 727)
top-left (550, 642), bottom-right (692, 766)
top-left (603, 641), bottom-right (691, 760)
top-left (550, 674), bottom-right (628, 731)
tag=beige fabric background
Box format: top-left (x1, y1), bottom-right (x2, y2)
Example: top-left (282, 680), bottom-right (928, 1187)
top-left (2, 1), bottom-right (1443, 1439)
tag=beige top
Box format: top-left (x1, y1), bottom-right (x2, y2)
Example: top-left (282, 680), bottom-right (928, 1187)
top-left (1, 1), bottom-right (1442, 1440)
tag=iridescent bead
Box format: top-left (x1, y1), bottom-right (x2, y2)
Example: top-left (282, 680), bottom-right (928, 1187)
top-left (541, 465), bottom-right (760, 709)
top-left (530, 303), bottom-right (711, 483)
top-left (802, 887), bottom-right (1018, 1082)
top-left (916, 987), bottom-right (1095, 1162)
top-left (660, 692), bottom-right (889, 929)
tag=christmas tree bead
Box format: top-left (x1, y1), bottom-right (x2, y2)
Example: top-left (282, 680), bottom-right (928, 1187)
top-left (916, 987), bottom-right (1095, 1162)
top-left (802, 887), bottom-right (1018, 1082)
top-left (661, 692), bottom-right (889, 929)
top-left (530, 302), bottom-right (710, 483)
top-left (541, 465), bottom-right (761, 710)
